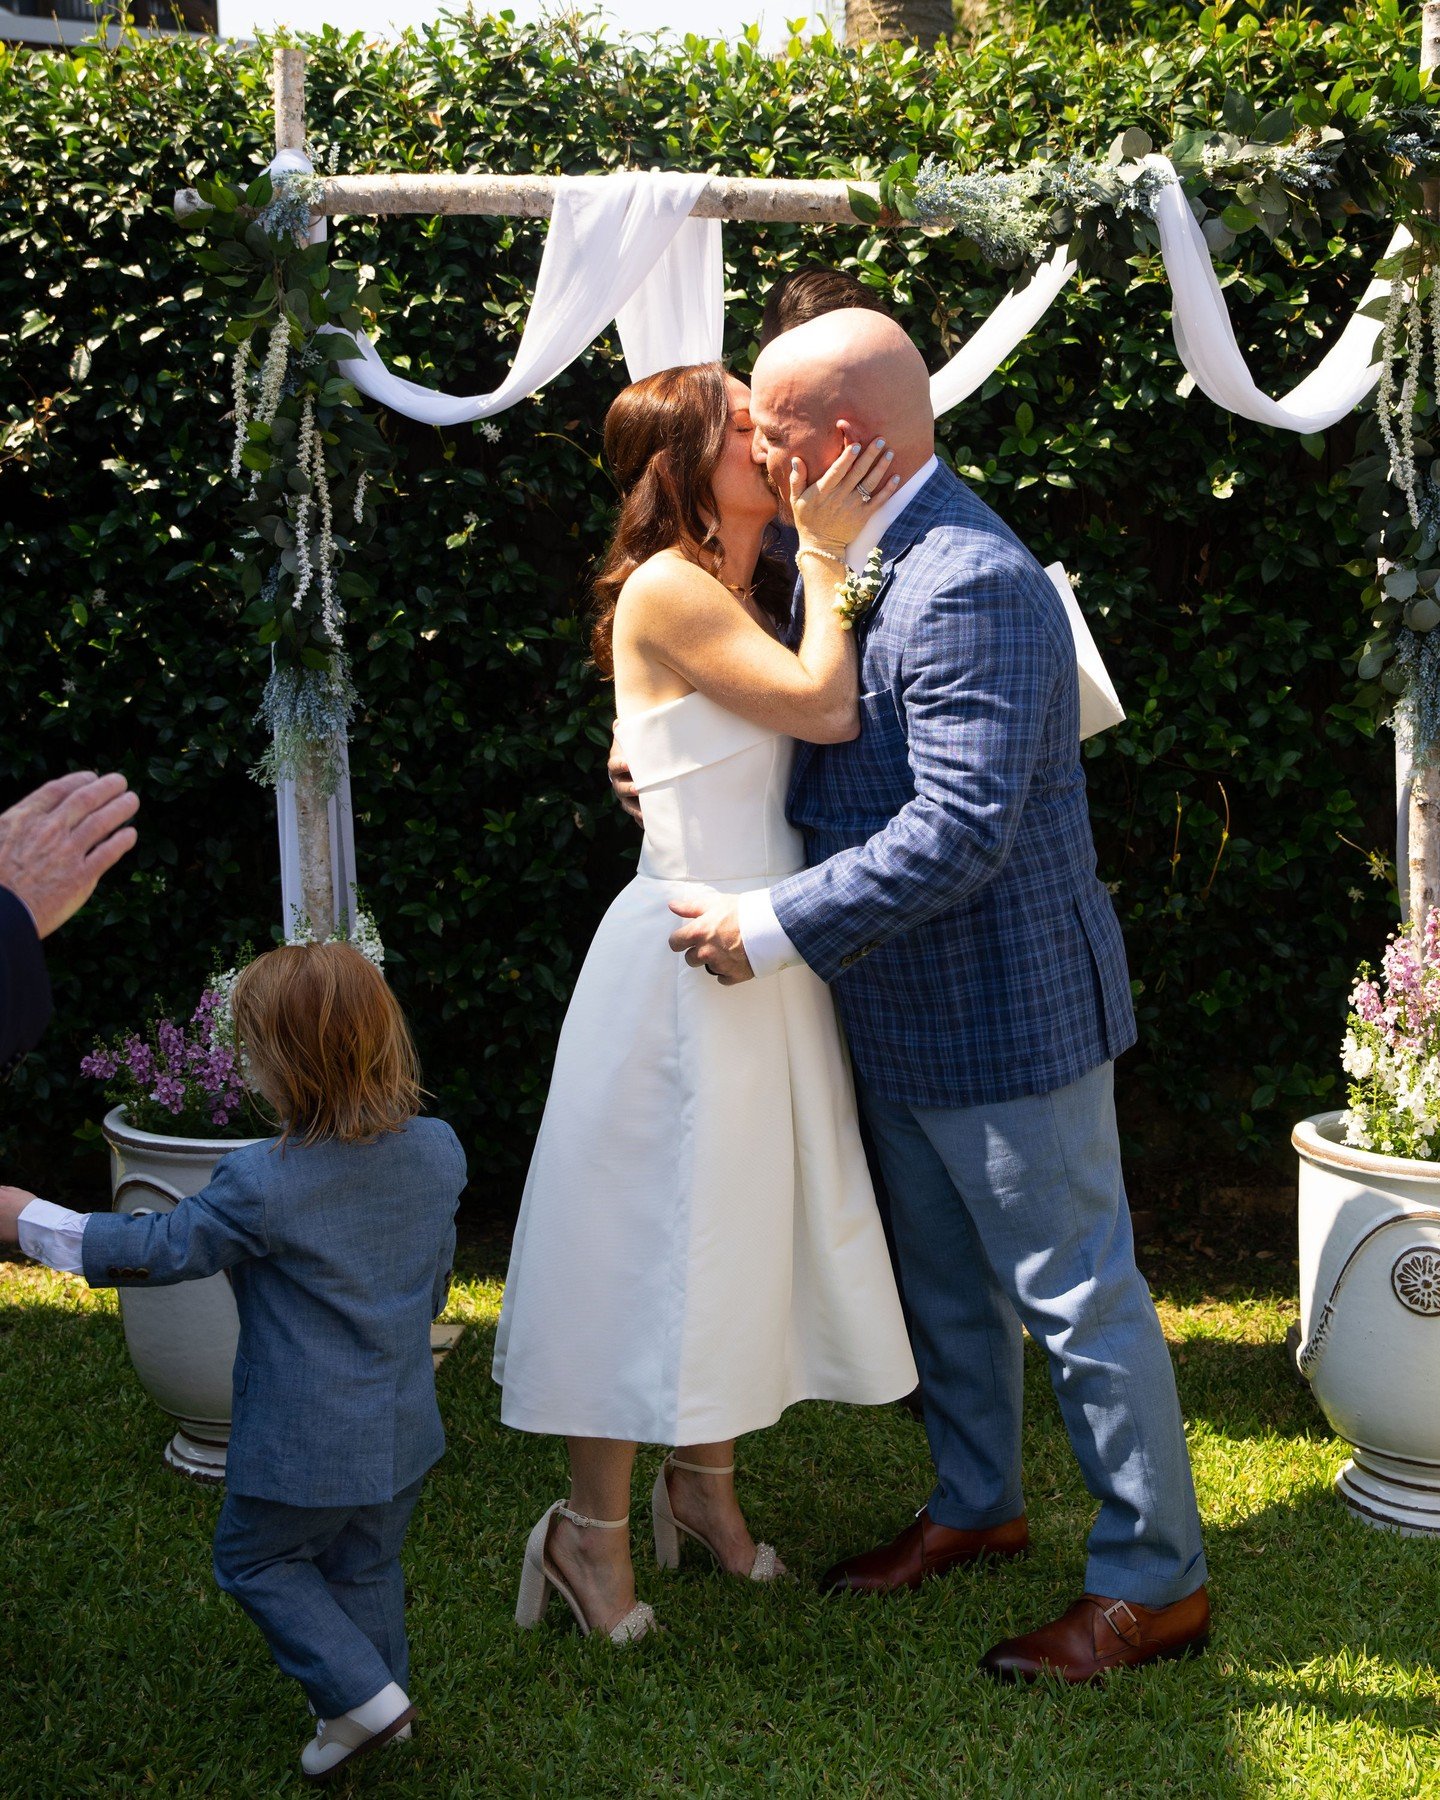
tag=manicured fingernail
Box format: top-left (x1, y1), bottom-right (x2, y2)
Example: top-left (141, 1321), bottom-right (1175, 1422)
top-left (876, 438), bottom-right (885, 448)
top-left (885, 450), bottom-right (894, 460)
top-left (849, 442), bottom-right (862, 454)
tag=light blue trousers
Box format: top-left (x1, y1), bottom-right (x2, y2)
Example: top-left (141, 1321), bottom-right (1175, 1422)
top-left (212, 1477), bottom-right (424, 1719)
top-left (858, 1060), bottom-right (1206, 1608)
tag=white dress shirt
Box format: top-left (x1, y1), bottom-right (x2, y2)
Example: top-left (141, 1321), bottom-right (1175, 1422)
top-left (16, 1198), bottom-right (88, 1275)
top-left (738, 455), bottom-right (940, 980)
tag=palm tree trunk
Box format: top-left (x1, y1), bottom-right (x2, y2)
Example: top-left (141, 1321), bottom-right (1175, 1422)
top-left (845, 0), bottom-right (953, 45)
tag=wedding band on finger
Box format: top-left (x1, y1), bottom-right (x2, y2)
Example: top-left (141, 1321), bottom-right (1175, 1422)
top-left (857, 483), bottom-right (873, 503)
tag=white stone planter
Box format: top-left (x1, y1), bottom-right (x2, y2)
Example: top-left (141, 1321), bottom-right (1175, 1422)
top-left (101, 1105), bottom-right (269, 1483)
top-left (1293, 1110), bottom-right (1440, 1535)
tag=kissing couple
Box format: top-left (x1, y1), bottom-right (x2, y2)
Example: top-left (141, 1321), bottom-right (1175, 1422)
top-left (492, 274), bottom-right (1210, 1682)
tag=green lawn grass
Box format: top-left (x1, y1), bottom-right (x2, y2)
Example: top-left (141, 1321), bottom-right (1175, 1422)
top-left (2, 1252), bottom-right (1438, 1799)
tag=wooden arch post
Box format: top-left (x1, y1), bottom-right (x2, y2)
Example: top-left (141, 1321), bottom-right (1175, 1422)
top-left (1403, 0), bottom-right (1440, 923)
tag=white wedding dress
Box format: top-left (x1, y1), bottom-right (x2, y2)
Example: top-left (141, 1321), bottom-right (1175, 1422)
top-left (492, 689), bottom-right (917, 1445)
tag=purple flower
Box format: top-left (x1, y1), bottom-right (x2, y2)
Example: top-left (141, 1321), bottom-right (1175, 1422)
top-left (80, 1048), bottom-right (119, 1081)
top-left (157, 1019), bottom-right (188, 1073)
top-left (124, 1035), bottom-right (156, 1087)
top-left (149, 1073), bottom-right (186, 1115)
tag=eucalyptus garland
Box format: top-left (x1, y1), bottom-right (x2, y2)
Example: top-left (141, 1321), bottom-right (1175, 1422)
top-left (178, 165), bottom-right (391, 797)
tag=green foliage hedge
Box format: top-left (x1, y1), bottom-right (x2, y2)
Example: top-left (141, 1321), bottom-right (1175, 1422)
top-left (0, 4), bottom-right (1414, 1203)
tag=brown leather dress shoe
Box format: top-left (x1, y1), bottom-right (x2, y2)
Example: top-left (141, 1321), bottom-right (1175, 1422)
top-left (820, 1508), bottom-right (1029, 1595)
top-left (980, 1586), bottom-right (1211, 1684)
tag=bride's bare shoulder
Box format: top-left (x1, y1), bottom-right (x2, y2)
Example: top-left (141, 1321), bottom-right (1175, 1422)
top-left (618, 549), bottom-right (724, 620)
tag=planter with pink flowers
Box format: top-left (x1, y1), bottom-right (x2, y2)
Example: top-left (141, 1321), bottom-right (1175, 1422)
top-left (1293, 910), bottom-right (1440, 1535)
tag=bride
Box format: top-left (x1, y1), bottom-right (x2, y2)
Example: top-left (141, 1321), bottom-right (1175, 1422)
top-left (492, 361), bottom-right (917, 1642)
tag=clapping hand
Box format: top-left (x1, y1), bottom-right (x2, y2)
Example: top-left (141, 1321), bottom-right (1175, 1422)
top-left (0, 772), bottom-right (139, 939)
top-left (0, 1186), bottom-right (38, 1245)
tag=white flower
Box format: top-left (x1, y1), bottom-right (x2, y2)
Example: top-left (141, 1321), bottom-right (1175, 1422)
top-left (292, 396), bottom-right (315, 604)
top-left (480, 422), bottom-right (501, 444)
top-left (1342, 1111), bottom-right (1373, 1150)
top-left (255, 318), bottom-right (291, 428)
top-left (1347, 886), bottom-right (1365, 902)
top-left (229, 341), bottom-right (251, 480)
top-left (1341, 1033), bottom-right (1376, 1079)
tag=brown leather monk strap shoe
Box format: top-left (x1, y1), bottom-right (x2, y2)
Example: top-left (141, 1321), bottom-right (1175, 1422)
top-left (820, 1507), bottom-right (1029, 1595)
top-left (980, 1585), bottom-right (1211, 1684)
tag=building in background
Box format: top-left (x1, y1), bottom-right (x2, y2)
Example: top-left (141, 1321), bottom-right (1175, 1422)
top-left (1, 0), bottom-right (214, 48)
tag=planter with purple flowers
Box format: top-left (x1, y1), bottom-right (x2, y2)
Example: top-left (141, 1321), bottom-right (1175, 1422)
top-left (83, 988), bottom-right (270, 1482)
top-left (1293, 909), bottom-right (1440, 1535)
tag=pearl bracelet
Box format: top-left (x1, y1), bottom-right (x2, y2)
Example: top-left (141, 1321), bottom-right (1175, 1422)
top-left (796, 545), bottom-right (847, 567)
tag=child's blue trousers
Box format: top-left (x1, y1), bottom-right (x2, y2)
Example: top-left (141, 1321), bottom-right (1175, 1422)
top-left (212, 1476), bottom-right (424, 1718)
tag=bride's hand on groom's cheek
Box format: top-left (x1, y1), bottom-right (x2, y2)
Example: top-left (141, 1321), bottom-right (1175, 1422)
top-left (667, 896), bottom-right (753, 986)
top-left (792, 428), bottom-right (899, 547)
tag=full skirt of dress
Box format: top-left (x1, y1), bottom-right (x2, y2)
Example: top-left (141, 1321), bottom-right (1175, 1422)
top-left (491, 872), bottom-right (918, 1445)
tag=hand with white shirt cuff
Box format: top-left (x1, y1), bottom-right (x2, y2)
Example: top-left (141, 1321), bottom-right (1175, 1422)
top-left (736, 890), bottom-right (804, 980)
top-left (0, 1183), bottom-right (37, 1245)
top-left (1, 1186), bottom-right (89, 1275)
top-left (666, 889), bottom-right (804, 985)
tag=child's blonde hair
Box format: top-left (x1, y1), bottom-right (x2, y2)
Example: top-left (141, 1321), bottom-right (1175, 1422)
top-left (231, 942), bottom-right (422, 1148)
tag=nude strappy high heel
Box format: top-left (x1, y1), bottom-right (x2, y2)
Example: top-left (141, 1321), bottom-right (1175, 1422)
top-left (515, 1500), bottom-right (657, 1644)
top-left (651, 1455), bottom-right (783, 1582)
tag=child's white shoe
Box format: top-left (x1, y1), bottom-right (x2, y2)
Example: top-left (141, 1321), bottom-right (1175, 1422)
top-left (300, 1681), bottom-right (415, 1781)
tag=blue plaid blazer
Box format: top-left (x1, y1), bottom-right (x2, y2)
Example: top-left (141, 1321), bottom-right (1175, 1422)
top-left (771, 463), bottom-right (1136, 1109)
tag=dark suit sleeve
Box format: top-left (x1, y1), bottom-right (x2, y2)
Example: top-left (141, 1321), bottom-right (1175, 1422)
top-left (431, 1131), bottom-right (466, 1321)
top-left (81, 1153), bottom-right (269, 1288)
top-left (770, 555), bottom-right (1062, 983)
top-left (0, 885), bottom-right (52, 1082)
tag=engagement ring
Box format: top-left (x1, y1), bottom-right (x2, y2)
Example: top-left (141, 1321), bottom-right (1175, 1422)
top-left (857, 483), bottom-right (873, 503)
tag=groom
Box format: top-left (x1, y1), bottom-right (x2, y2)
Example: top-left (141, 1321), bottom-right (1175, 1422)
top-left (669, 308), bottom-right (1209, 1683)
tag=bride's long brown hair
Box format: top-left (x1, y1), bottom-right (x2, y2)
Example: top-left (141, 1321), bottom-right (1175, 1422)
top-left (590, 362), bottom-right (790, 676)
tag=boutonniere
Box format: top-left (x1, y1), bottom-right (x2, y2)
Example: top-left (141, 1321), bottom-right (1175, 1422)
top-left (832, 547), bottom-right (885, 631)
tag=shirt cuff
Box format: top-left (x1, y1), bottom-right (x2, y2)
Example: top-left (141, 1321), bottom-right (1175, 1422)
top-left (737, 888), bottom-right (804, 981)
top-left (17, 1198), bottom-right (88, 1276)
top-left (1, 884), bottom-right (38, 935)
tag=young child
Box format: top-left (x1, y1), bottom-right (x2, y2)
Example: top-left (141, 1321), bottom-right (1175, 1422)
top-left (0, 941), bottom-right (466, 1782)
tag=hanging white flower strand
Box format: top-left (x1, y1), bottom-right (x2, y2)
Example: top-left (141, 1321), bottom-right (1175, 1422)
top-left (228, 342), bottom-right (250, 480)
top-left (353, 469), bottom-right (367, 526)
top-left (255, 317), bottom-right (290, 426)
top-left (1377, 261), bottom-right (1428, 531)
top-left (292, 395), bottom-right (315, 605)
top-left (312, 407), bottom-right (341, 644)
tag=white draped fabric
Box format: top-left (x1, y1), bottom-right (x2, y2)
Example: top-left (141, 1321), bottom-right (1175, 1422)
top-left (928, 245), bottom-right (1080, 417)
top-left (336, 170), bottom-right (723, 415)
top-left (1142, 155), bottom-right (1406, 434)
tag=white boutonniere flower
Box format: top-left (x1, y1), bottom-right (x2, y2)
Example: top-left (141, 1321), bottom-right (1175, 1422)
top-left (833, 547), bottom-right (885, 631)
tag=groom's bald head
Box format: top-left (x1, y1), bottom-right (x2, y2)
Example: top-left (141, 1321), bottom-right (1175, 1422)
top-left (749, 308), bottom-right (934, 505)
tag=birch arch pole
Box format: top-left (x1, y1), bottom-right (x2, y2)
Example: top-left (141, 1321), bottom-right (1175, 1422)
top-left (1402, 0), bottom-right (1440, 922)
